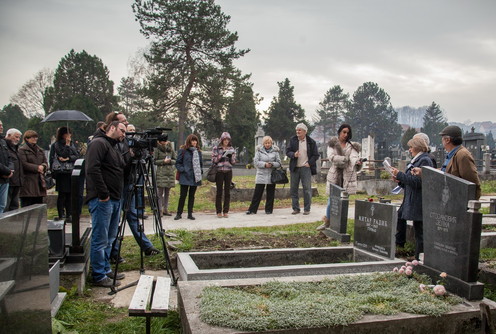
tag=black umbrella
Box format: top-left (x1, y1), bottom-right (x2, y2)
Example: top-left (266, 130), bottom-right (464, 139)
top-left (41, 110), bottom-right (93, 123)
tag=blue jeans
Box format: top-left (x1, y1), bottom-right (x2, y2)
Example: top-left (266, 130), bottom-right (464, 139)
top-left (290, 166), bottom-right (312, 212)
top-left (0, 183), bottom-right (9, 213)
top-left (89, 198), bottom-right (121, 282)
top-left (111, 184), bottom-right (153, 258)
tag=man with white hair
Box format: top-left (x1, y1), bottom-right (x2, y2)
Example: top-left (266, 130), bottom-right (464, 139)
top-left (0, 121), bottom-right (14, 213)
top-left (5, 128), bottom-right (23, 211)
top-left (286, 123), bottom-right (319, 215)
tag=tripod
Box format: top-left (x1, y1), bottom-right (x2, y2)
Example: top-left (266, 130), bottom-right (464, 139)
top-left (109, 150), bottom-right (177, 294)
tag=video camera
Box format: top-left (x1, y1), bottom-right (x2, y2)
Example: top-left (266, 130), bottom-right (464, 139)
top-left (126, 127), bottom-right (172, 155)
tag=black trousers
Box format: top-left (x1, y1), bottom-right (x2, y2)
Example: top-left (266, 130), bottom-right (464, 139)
top-left (20, 197), bottom-right (44, 207)
top-left (57, 191), bottom-right (71, 217)
top-left (248, 183), bottom-right (276, 214)
top-left (215, 170), bottom-right (232, 214)
top-left (395, 216), bottom-right (424, 260)
top-left (6, 186), bottom-right (20, 211)
top-left (177, 185), bottom-right (197, 215)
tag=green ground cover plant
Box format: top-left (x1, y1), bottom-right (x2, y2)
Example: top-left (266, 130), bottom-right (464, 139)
top-left (200, 272), bottom-right (463, 331)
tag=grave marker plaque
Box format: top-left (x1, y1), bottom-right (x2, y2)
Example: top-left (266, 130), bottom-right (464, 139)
top-left (422, 167), bottom-right (481, 282)
top-left (323, 184), bottom-right (350, 242)
top-left (354, 200), bottom-right (397, 259)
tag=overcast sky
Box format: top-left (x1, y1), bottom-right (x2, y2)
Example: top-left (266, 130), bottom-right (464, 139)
top-left (1, 0), bottom-right (495, 124)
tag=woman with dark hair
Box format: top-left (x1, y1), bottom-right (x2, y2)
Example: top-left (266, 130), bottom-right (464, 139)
top-left (154, 134), bottom-right (177, 216)
top-left (174, 134), bottom-right (203, 220)
top-left (317, 124), bottom-right (362, 230)
top-left (50, 126), bottom-right (80, 220)
top-left (19, 130), bottom-right (48, 207)
top-left (211, 132), bottom-right (236, 218)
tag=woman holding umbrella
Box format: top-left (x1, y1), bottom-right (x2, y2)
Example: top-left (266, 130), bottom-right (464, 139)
top-left (50, 126), bottom-right (80, 220)
top-left (19, 130), bottom-right (48, 207)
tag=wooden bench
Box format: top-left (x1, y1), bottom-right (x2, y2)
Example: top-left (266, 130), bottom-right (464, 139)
top-left (129, 275), bottom-right (171, 334)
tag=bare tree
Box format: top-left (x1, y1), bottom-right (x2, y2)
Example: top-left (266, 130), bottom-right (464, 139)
top-left (10, 68), bottom-right (54, 117)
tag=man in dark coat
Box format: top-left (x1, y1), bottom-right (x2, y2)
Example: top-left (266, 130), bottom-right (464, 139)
top-left (0, 120), bottom-right (14, 213)
top-left (285, 123), bottom-right (319, 215)
top-left (85, 121), bottom-right (126, 288)
top-left (5, 128), bottom-right (23, 211)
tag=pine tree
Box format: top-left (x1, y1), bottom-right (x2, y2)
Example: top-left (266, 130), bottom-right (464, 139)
top-left (225, 83), bottom-right (260, 160)
top-left (313, 85), bottom-right (349, 144)
top-left (344, 82), bottom-right (401, 143)
top-left (486, 131), bottom-right (495, 150)
top-left (422, 102), bottom-right (448, 147)
top-left (401, 127), bottom-right (418, 150)
top-left (263, 78), bottom-right (306, 145)
top-left (133, 0), bottom-right (248, 143)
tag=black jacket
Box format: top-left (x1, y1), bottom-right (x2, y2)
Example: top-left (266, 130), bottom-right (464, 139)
top-left (6, 139), bottom-right (22, 187)
top-left (0, 135), bottom-right (12, 184)
top-left (85, 131), bottom-right (125, 202)
top-left (286, 135), bottom-right (320, 175)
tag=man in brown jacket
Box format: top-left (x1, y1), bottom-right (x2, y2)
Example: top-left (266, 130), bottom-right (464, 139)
top-left (439, 125), bottom-right (481, 199)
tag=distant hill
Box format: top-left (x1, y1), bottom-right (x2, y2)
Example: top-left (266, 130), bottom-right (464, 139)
top-left (396, 106), bottom-right (428, 129)
top-left (395, 106), bottom-right (495, 134)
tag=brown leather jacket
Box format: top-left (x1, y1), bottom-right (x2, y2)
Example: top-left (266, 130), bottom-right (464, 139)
top-left (446, 145), bottom-right (481, 199)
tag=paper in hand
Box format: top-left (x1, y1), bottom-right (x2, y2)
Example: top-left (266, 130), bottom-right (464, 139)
top-left (391, 185), bottom-right (402, 194)
top-left (383, 160), bottom-right (394, 176)
top-left (222, 149), bottom-right (235, 157)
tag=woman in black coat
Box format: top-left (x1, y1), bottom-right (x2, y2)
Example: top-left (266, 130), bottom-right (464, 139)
top-left (391, 136), bottom-right (433, 260)
top-left (50, 127), bottom-right (79, 220)
top-left (174, 134), bottom-right (203, 221)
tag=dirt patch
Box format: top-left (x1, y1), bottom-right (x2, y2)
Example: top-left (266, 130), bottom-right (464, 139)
top-left (189, 231), bottom-right (338, 251)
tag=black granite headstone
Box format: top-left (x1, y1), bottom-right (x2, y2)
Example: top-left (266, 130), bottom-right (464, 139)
top-left (354, 200), bottom-right (397, 259)
top-left (422, 166), bottom-right (481, 282)
top-left (0, 205), bottom-right (51, 333)
top-left (323, 184), bottom-right (350, 242)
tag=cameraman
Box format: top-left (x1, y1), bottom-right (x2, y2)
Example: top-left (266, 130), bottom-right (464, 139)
top-left (105, 113), bottom-right (159, 263)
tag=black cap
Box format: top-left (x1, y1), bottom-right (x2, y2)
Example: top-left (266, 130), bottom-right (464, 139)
top-left (439, 125), bottom-right (462, 138)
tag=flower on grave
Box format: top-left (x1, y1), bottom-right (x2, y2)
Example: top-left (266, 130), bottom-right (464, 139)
top-left (440, 272), bottom-right (447, 278)
top-left (405, 269), bottom-right (413, 276)
top-left (368, 197), bottom-right (374, 202)
top-left (438, 272), bottom-right (448, 286)
top-left (398, 268), bottom-right (404, 274)
top-left (433, 285), bottom-right (446, 296)
top-left (419, 284), bottom-right (426, 292)
top-left (400, 265), bottom-right (406, 271)
top-left (412, 260), bottom-right (419, 266)
top-left (392, 267), bottom-right (399, 272)
top-left (405, 262), bottom-right (412, 267)
top-left (407, 266), bottom-right (413, 271)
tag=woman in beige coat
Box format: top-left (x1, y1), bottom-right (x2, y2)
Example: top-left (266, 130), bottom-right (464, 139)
top-left (317, 124), bottom-right (362, 230)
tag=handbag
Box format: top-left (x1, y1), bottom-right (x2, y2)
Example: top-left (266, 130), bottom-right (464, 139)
top-left (44, 171), bottom-right (56, 189)
top-left (51, 154), bottom-right (74, 174)
top-left (175, 170), bottom-right (180, 181)
top-left (271, 167), bottom-right (289, 184)
top-left (206, 164), bottom-right (218, 182)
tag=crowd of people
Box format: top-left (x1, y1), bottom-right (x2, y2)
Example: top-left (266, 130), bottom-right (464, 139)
top-left (0, 114), bottom-right (482, 285)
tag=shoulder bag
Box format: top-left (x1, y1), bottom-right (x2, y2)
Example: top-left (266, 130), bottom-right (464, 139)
top-left (271, 167), bottom-right (289, 184)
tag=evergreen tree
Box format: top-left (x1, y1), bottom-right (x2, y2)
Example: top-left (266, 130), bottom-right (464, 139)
top-left (345, 82), bottom-right (401, 143)
top-left (225, 82), bottom-right (260, 160)
top-left (43, 49), bottom-right (116, 143)
top-left (133, 0), bottom-right (249, 144)
top-left (422, 101), bottom-right (448, 147)
top-left (263, 78), bottom-right (306, 144)
top-left (0, 104), bottom-right (29, 133)
top-left (401, 127), bottom-right (418, 150)
top-left (313, 85), bottom-right (349, 144)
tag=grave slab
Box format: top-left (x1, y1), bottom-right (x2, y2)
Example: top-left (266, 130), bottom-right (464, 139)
top-left (422, 167), bottom-right (482, 283)
top-left (354, 200), bottom-right (397, 259)
top-left (322, 184), bottom-right (351, 242)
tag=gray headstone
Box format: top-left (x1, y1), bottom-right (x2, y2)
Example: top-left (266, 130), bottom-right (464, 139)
top-left (329, 184), bottom-right (348, 232)
top-left (0, 205), bottom-right (51, 333)
top-left (354, 200), bottom-right (397, 259)
top-left (422, 166), bottom-right (481, 282)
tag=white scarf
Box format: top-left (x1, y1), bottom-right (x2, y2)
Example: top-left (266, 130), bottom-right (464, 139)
top-left (191, 148), bottom-right (202, 183)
